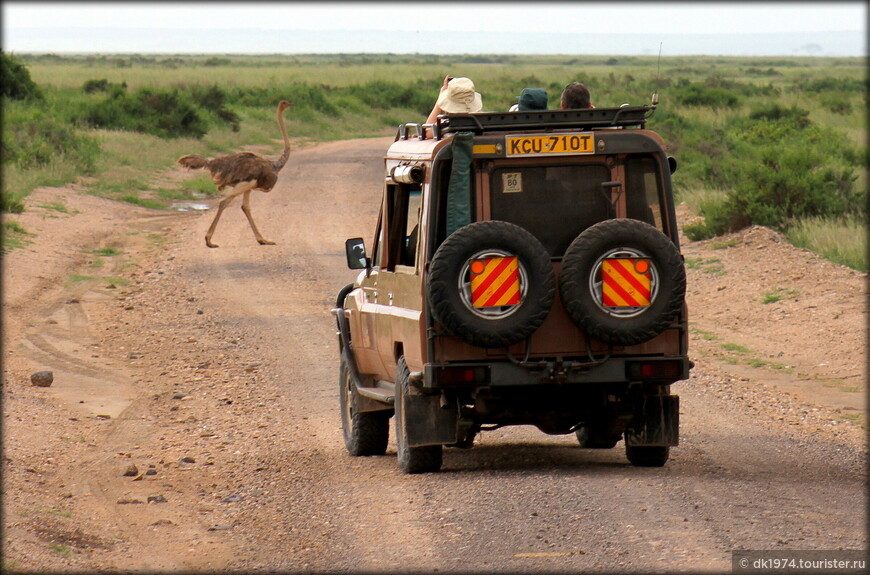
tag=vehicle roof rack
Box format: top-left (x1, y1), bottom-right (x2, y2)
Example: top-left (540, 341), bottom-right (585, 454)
top-left (435, 105), bottom-right (655, 138)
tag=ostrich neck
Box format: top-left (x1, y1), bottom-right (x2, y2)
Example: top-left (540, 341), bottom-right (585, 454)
top-left (272, 106), bottom-right (291, 171)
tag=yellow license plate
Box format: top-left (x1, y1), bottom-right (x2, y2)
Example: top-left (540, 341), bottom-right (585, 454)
top-left (506, 133), bottom-right (595, 156)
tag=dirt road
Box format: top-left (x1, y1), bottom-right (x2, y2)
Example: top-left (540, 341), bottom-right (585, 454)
top-left (2, 137), bottom-right (865, 572)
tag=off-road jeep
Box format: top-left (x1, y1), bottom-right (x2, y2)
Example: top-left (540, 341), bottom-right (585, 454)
top-left (333, 102), bottom-right (690, 473)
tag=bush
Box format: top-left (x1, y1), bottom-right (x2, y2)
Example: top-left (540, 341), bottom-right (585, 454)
top-left (77, 87), bottom-right (210, 139)
top-left (1, 52), bottom-right (42, 100)
top-left (83, 78), bottom-right (127, 94)
top-left (678, 102), bottom-right (864, 238)
top-left (747, 104), bottom-right (810, 128)
top-left (189, 85), bottom-right (240, 131)
top-left (819, 93), bottom-right (853, 115)
top-left (3, 106), bottom-right (100, 171)
top-left (674, 82), bottom-right (739, 109)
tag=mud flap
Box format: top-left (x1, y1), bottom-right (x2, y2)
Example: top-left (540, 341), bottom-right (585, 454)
top-left (404, 393), bottom-right (459, 447)
top-left (624, 395), bottom-right (679, 447)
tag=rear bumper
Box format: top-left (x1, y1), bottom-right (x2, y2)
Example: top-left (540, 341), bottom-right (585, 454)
top-left (423, 356), bottom-right (691, 389)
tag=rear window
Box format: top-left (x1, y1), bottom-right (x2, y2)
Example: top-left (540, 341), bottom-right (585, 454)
top-left (625, 156), bottom-right (664, 230)
top-left (490, 164), bottom-right (611, 258)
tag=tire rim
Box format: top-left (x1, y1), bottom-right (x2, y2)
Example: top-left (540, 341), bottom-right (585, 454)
top-left (457, 249), bottom-right (529, 320)
top-left (589, 247), bottom-right (659, 318)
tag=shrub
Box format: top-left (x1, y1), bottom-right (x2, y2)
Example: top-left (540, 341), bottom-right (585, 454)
top-left (189, 85), bottom-right (240, 131)
top-left (1, 52), bottom-right (42, 100)
top-left (819, 93), bottom-right (853, 115)
top-left (801, 77), bottom-right (866, 94)
top-left (77, 87), bottom-right (210, 139)
top-left (747, 104), bottom-right (810, 128)
top-left (83, 78), bottom-right (127, 94)
top-left (674, 82), bottom-right (739, 109)
top-left (3, 106), bottom-right (100, 172)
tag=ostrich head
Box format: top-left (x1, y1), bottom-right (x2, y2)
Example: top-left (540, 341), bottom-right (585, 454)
top-left (278, 100), bottom-right (293, 112)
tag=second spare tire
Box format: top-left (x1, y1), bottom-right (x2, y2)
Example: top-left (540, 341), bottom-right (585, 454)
top-left (559, 218), bottom-right (686, 346)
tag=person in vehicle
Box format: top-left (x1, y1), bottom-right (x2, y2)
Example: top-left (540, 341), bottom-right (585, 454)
top-left (510, 87), bottom-right (548, 111)
top-left (560, 81), bottom-right (595, 109)
top-left (425, 75), bottom-right (483, 136)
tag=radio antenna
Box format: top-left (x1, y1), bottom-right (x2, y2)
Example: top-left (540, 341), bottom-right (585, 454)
top-left (651, 41), bottom-right (662, 106)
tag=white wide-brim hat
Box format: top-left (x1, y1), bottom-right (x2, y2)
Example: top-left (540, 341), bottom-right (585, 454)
top-left (436, 77), bottom-right (483, 113)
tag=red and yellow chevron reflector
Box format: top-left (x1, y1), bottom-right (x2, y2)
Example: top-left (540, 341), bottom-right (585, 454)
top-left (602, 258), bottom-right (652, 307)
top-left (470, 256), bottom-right (521, 308)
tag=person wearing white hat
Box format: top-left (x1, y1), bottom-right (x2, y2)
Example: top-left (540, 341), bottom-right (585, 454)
top-left (425, 75), bottom-right (483, 136)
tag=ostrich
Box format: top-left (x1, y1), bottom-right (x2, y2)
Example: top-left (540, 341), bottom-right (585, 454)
top-left (177, 100), bottom-right (292, 248)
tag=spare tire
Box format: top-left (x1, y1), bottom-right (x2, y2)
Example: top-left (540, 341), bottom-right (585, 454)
top-left (560, 219), bottom-right (685, 346)
top-left (428, 221), bottom-right (555, 348)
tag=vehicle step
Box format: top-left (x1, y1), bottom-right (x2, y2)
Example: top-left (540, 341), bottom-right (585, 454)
top-left (356, 380), bottom-right (395, 405)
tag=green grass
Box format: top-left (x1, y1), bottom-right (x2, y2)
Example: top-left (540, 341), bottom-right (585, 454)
top-left (38, 201), bottom-right (69, 213)
top-left (66, 274), bottom-right (128, 287)
top-left (685, 256), bottom-right (726, 275)
top-left (91, 247), bottom-right (119, 257)
top-left (119, 195), bottom-right (166, 210)
top-left (711, 239), bottom-right (739, 250)
top-left (721, 342), bottom-right (751, 354)
top-left (2, 220), bottom-right (32, 253)
top-left (49, 543), bottom-right (72, 557)
top-left (785, 215), bottom-right (867, 272)
top-left (761, 288), bottom-right (798, 304)
top-left (690, 327), bottom-right (718, 340)
top-left (5, 52), bottom-right (865, 269)
top-left (178, 174), bottom-right (219, 196)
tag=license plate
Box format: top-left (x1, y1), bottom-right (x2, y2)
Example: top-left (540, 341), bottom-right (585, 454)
top-left (506, 133), bottom-right (595, 156)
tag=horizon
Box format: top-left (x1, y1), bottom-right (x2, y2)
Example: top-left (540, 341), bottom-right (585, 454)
top-left (3, 2), bottom-right (866, 57)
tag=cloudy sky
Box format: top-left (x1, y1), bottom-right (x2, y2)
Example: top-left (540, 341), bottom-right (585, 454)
top-left (3, 1), bottom-right (866, 55)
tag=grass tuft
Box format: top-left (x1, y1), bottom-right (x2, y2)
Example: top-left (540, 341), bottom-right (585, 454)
top-left (785, 215), bottom-right (867, 272)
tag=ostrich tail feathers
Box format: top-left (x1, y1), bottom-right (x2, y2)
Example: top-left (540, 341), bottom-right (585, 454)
top-left (177, 154), bottom-right (209, 169)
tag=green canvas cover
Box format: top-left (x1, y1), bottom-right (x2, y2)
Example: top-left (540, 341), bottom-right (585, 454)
top-left (445, 132), bottom-right (474, 237)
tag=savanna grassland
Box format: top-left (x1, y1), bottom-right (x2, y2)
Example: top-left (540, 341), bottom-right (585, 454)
top-left (3, 52), bottom-right (867, 269)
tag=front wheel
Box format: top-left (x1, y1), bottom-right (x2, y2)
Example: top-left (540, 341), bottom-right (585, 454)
top-left (395, 357), bottom-right (443, 474)
top-left (339, 350), bottom-right (389, 456)
top-left (625, 444), bottom-right (669, 467)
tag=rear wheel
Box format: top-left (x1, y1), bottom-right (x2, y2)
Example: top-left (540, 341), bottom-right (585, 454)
top-left (395, 357), bottom-right (443, 473)
top-left (575, 426), bottom-right (620, 449)
top-left (625, 444), bottom-right (669, 467)
top-left (339, 350), bottom-right (389, 456)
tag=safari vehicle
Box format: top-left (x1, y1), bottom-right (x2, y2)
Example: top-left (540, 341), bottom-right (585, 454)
top-left (333, 102), bottom-right (690, 473)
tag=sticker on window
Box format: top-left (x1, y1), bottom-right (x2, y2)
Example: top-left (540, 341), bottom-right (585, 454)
top-left (502, 172), bottom-right (523, 193)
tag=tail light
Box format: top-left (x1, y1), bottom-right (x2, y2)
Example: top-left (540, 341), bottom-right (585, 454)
top-left (627, 360), bottom-right (684, 381)
top-left (435, 366), bottom-right (490, 386)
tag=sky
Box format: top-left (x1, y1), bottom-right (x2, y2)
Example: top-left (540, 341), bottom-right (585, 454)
top-left (3, 1), bottom-right (867, 55)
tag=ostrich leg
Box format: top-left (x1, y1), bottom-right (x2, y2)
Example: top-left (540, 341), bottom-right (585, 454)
top-left (205, 181), bottom-right (256, 248)
top-left (241, 189), bottom-right (275, 245)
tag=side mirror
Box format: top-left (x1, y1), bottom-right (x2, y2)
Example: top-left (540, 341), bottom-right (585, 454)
top-left (668, 156), bottom-right (677, 174)
top-left (345, 238), bottom-right (369, 270)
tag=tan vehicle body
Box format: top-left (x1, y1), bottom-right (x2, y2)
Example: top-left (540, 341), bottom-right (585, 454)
top-left (335, 106), bottom-right (690, 472)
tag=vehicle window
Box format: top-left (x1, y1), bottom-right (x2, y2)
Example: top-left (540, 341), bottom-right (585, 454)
top-left (491, 164), bottom-right (611, 258)
top-left (625, 156), bottom-right (663, 231)
top-left (385, 184), bottom-right (423, 270)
